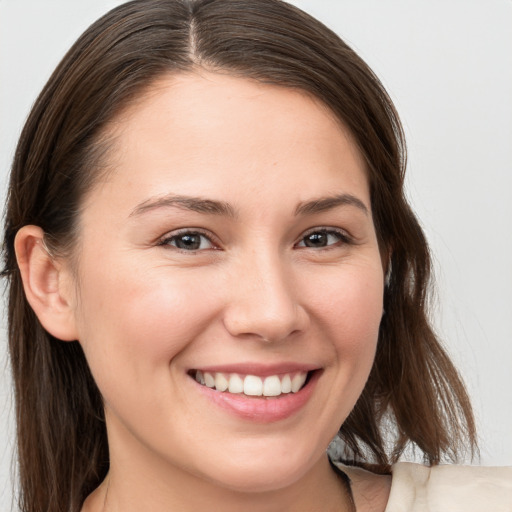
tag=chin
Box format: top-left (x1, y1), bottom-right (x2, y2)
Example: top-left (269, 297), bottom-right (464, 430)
top-left (195, 444), bottom-right (321, 494)
top-left (207, 464), bottom-right (304, 494)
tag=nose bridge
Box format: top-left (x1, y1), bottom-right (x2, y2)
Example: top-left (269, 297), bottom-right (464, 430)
top-left (224, 247), bottom-right (307, 342)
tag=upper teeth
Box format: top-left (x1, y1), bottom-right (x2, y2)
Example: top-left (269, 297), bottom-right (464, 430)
top-left (194, 371), bottom-right (308, 397)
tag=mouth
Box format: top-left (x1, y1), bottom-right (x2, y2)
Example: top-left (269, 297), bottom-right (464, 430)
top-left (189, 369), bottom-right (311, 398)
top-left (188, 366), bottom-right (321, 422)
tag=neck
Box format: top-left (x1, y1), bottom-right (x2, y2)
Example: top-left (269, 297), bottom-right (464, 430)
top-left (81, 411), bottom-right (354, 512)
top-left (83, 452), bottom-right (352, 512)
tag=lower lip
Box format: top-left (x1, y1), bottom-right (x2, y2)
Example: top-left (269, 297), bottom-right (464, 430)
top-left (193, 371), bottom-right (321, 423)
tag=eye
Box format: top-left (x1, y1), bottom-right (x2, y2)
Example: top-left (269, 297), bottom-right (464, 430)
top-left (296, 229), bottom-right (349, 249)
top-left (159, 230), bottom-right (215, 251)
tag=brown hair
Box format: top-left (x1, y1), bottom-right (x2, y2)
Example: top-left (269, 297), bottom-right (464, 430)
top-left (2, 0), bottom-right (476, 510)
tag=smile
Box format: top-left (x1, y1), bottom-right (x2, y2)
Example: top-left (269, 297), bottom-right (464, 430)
top-left (189, 365), bottom-right (321, 422)
top-left (193, 370), bottom-right (308, 397)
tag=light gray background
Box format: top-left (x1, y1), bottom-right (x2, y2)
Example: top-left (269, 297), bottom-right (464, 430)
top-left (1, 0), bottom-right (511, 509)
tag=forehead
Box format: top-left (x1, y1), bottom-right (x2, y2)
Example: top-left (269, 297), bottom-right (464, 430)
top-left (87, 71), bottom-right (369, 217)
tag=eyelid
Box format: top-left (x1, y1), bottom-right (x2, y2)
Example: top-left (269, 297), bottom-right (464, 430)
top-left (157, 228), bottom-right (220, 251)
top-left (155, 226), bottom-right (352, 252)
top-left (295, 226), bottom-right (353, 248)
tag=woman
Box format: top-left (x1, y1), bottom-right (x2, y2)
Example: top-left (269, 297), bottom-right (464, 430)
top-left (2, 1), bottom-right (511, 511)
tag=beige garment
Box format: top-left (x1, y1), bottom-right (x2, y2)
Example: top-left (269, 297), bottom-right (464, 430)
top-left (384, 462), bottom-right (512, 512)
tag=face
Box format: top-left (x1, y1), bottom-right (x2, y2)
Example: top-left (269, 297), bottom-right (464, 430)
top-left (69, 73), bottom-right (384, 493)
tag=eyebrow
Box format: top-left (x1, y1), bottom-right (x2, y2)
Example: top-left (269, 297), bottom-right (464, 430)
top-left (129, 192), bottom-right (369, 219)
top-left (294, 193), bottom-right (369, 216)
top-left (129, 194), bottom-right (237, 218)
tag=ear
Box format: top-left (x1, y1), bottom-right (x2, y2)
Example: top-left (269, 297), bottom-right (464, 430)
top-left (14, 225), bottom-right (79, 341)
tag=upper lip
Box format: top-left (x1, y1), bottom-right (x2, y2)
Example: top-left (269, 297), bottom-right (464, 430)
top-left (190, 362), bottom-right (320, 377)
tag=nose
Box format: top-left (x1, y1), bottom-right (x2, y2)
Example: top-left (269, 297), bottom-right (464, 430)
top-left (222, 252), bottom-right (309, 343)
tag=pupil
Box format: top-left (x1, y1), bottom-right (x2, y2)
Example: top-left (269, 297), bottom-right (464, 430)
top-left (176, 234), bottom-right (200, 250)
top-left (306, 232), bottom-right (327, 247)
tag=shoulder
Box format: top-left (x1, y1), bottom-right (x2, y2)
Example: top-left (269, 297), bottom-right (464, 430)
top-left (385, 462), bottom-right (512, 512)
top-left (335, 461), bottom-right (512, 512)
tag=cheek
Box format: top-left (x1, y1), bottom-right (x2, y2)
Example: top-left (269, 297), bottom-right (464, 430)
top-left (73, 260), bottom-right (222, 391)
top-left (310, 262), bottom-right (384, 369)
top-left (311, 259), bottom-right (383, 327)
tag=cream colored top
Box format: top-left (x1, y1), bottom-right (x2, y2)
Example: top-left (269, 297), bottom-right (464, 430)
top-left (383, 462), bottom-right (512, 511)
top-left (338, 461), bottom-right (512, 511)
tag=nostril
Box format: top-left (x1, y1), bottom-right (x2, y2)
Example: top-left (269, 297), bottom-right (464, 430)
top-left (222, 303), bottom-right (309, 344)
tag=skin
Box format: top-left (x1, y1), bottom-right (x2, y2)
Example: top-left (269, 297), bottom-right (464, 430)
top-left (16, 72), bottom-right (390, 511)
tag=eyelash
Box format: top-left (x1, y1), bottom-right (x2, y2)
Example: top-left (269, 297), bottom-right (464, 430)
top-left (158, 229), bottom-right (217, 252)
top-left (296, 228), bottom-right (352, 249)
top-left (158, 227), bottom-right (352, 253)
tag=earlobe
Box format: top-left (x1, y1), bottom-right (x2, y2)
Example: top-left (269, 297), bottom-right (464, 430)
top-left (380, 245), bottom-right (392, 287)
top-left (384, 261), bottom-right (392, 287)
top-left (14, 225), bottom-right (79, 342)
